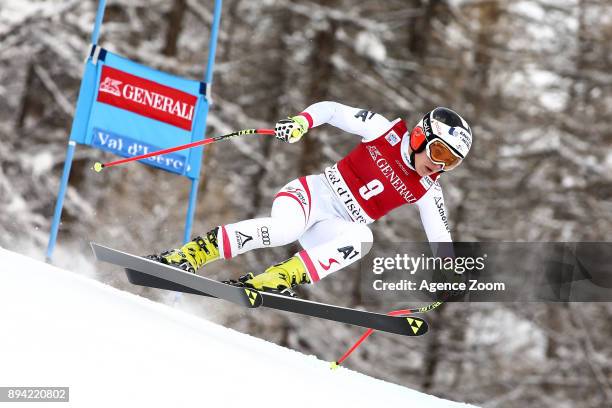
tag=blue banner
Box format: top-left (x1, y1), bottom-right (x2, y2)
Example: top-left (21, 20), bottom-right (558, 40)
top-left (68, 49), bottom-right (208, 180)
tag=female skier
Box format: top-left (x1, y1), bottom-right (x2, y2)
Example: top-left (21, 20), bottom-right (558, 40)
top-left (153, 101), bottom-right (472, 294)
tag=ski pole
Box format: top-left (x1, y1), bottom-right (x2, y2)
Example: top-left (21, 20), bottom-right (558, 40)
top-left (92, 128), bottom-right (274, 172)
top-left (331, 301), bottom-right (444, 369)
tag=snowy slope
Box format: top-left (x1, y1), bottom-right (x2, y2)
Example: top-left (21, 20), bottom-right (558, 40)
top-left (0, 248), bottom-right (477, 408)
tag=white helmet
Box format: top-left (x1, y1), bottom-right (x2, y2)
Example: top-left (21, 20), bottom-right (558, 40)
top-left (409, 107), bottom-right (473, 170)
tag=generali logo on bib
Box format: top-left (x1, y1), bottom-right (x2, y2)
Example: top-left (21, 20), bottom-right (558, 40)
top-left (97, 66), bottom-right (197, 131)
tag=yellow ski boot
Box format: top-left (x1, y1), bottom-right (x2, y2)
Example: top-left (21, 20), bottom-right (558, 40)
top-left (242, 256), bottom-right (311, 295)
top-left (157, 228), bottom-right (220, 273)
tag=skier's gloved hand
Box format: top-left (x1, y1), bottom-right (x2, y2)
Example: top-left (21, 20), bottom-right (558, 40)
top-left (274, 115), bottom-right (309, 143)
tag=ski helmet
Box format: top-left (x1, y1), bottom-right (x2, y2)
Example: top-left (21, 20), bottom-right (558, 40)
top-left (409, 107), bottom-right (472, 171)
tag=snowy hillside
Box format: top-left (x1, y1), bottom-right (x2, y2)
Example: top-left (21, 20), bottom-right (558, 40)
top-left (0, 247), bottom-right (476, 408)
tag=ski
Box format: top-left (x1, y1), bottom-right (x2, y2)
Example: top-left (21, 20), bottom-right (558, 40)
top-left (91, 243), bottom-right (262, 308)
top-left (91, 243), bottom-right (428, 337)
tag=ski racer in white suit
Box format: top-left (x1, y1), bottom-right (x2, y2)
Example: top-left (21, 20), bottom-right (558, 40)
top-left (156, 101), bottom-right (473, 294)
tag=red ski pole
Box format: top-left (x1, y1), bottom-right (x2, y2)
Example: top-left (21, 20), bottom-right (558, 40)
top-left (92, 128), bottom-right (274, 172)
top-left (331, 302), bottom-right (444, 369)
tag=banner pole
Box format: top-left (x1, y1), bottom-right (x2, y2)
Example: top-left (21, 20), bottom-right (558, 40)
top-left (182, 0), bottom-right (223, 244)
top-left (46, 0), bottom-right (106, 261)
top-left (204, 0), bottom-right (223, 85)
top-left (183, 178), bottom-right (199, 243)
top-left (91, 0), bottom-right (107, 45)
top-left (46, 141), bottom-right (77, 262)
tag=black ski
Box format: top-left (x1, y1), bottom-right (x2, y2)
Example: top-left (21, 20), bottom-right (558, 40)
top-left (91, 243), bottom-right (262, 308)
top-left (91, 243), bottom-right (428, 337)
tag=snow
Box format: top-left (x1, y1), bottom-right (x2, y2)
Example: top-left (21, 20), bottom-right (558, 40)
top-left (0, 247), bottom-right (477, 408)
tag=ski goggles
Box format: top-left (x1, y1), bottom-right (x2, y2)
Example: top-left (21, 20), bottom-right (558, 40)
top-left (409, 126), bottom-right (463, 170)
top-left (426, 139), bottom-right (463, 170)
